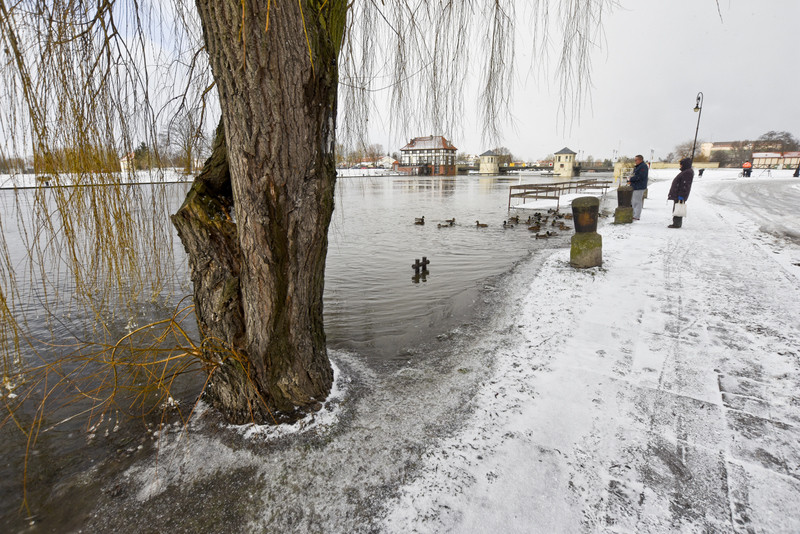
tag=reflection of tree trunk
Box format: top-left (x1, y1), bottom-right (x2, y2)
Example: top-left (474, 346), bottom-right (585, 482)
top-left (172, 1), bottom-right (344, 424)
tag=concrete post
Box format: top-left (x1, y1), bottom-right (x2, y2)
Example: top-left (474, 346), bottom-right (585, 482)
top-left (570, 196), bottom-right (602, 268)
top-left (614, 185), bottom-right (633, 224)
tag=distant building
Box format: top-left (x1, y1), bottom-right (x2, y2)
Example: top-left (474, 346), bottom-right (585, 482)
top-left (752, 152), bottom-right (800, 169)
top-left (700, 140), bottom-right (753, 164)
top-left (456, 153), bottom-right (479, 166)
top-left (554, 147), bottom-right (578, 178)
top-left (375, 155), bottom-right (398, 169)
top-left (700, 141), bottom-right (746, 158)
top-left (398, 135), bottom-right (457, 176)
top-left (120, 152), bottom-right (135, 173)
top-left (478, 150), bottom-right (500, 174)
top-left (699, 142), bottom-right (713, 158)
top-left (784, 152), bottom-right (800, 168)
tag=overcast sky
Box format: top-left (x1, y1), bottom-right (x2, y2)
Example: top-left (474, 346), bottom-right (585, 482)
top-left (370, 0), bottom-right (799, 162)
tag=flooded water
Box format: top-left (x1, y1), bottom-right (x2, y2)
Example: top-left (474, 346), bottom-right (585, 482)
top-left (324, 173), bottom-right (581, 362)
top-left (0, 172), bottom-right (609, 532)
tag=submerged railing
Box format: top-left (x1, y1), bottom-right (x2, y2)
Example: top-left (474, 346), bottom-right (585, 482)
top-left (508, 178), bottom-right (612, 210)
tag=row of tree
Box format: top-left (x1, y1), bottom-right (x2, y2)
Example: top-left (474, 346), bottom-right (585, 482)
top-left (1, 139), bottom-right (210, 175)
top-left (335, 143), bottom-right (395, 167)
top-left (129, 109), bottom-right (212, 172)
top-left (0, 110), bottom-right (211, 175)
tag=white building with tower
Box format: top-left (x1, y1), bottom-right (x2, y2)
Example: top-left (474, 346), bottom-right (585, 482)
top-left (479, 150), bottom-right (500, 174)
top-left (554, 147), bottom-right (577, 178)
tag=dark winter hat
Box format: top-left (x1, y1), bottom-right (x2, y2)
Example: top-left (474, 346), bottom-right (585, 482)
top-left (679, 157), bottom-right (692, 170)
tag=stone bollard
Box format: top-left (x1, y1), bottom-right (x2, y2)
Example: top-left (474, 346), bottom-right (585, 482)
top-left (614, 185), bottom-right (634, 224)
top-left (570, 197), bottom-right (602, 268)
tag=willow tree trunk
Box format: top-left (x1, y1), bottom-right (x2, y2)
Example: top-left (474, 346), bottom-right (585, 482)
top-left (172, 1), bottom-right (347, 424)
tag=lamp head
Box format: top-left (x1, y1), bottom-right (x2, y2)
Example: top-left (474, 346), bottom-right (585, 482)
top-left (694, 93), bottom-right (702, 112)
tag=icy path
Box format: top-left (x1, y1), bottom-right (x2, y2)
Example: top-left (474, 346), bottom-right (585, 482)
top-left (384, 175), bottom-right (800, 532)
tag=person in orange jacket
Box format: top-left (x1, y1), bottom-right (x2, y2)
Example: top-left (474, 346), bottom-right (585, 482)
top-left (742, 160), bottom-right (752, 177)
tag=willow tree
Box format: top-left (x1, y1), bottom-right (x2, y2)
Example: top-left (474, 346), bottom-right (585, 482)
top-left (1, 0), bottom-right (618, 425)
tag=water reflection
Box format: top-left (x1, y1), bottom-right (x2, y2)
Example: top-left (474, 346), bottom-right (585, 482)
top-left (411, 271), bottom-right (430, 284)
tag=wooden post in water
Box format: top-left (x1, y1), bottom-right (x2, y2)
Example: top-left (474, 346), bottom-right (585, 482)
top-left (412, 256), bottom-right (431, 283)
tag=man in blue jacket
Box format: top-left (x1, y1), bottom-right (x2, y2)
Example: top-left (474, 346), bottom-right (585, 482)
top-left (628, 154), bottom-right (649, 220)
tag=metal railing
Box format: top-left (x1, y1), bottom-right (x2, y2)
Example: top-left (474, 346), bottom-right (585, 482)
top-left (508, 178), bottom-right (612, 210)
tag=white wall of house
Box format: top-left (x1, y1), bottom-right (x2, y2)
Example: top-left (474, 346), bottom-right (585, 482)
top-left (479, 154), bottom-right (499, 174)
top-left (753, 152), bottom-right (797, 168)
top-left (555, 152), bottom-right (576, 177)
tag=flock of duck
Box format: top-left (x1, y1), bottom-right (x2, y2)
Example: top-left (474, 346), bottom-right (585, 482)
top-left (414, 210), bottom-right (574, 239)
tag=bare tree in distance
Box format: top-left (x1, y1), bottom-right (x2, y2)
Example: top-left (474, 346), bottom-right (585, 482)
top-left (166, 107), bottom-right (209, 173)
top-left (709, 140), bottom-right (753, 167)
top-left (492, 146), bottom-right (514, 166)
top-left (754, 131), bottom-right (800, 152)
top-left (364, 143), bottom-right (384, 165)
top-left (674, 139), bottom-right (708, 162)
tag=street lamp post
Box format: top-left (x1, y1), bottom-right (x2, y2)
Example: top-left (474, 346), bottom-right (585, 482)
top-left (690, 92), bottom-right (704, 163)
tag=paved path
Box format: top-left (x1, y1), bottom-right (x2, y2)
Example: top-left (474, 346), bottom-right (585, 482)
top-left (385, 176), bottom-right (800, 532)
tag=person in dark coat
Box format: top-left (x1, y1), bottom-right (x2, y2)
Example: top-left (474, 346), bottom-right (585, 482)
top-left (667, 157), bottom-right (694, 228)
top-left (627, 154), bottom-right (648, 220)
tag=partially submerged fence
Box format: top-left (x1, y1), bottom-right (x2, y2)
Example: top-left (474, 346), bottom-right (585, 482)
top-left (508, 178), bottom-right (612, 210)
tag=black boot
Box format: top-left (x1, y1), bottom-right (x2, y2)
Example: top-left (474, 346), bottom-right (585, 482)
top-left (668, 216), bottom-right (683, 228)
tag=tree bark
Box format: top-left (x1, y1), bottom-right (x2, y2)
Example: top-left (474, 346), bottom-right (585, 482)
top-left (173, 0), bottom-right (346, 423)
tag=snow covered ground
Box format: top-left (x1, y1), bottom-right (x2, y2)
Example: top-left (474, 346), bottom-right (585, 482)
top-left (383, 169), bottom-right (800, 532)
top-left (76, 168), bottom-right (800, 533)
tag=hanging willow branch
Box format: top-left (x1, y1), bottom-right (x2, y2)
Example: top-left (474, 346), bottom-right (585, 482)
top-left (0, 0), bottom-right (625, 512)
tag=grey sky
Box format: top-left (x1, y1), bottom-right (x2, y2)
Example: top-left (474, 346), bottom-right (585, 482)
top-left (374, 0), bottom-right (799, 161)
